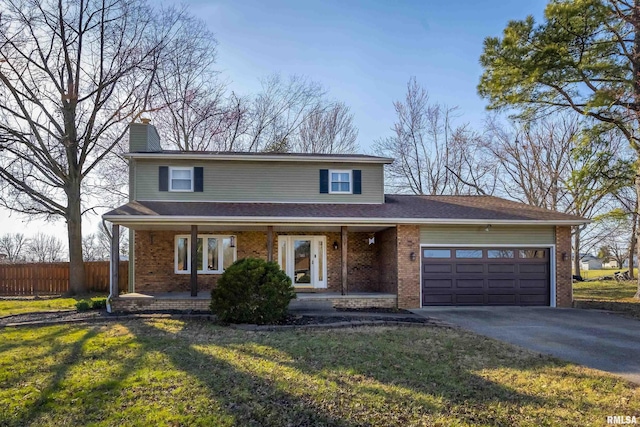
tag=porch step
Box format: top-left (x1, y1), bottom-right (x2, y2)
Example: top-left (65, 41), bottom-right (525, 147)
top-left (288, 299), bottom-right (336, 313)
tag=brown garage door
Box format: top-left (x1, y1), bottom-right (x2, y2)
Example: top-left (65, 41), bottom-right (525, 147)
top-left (421, 248), bottom-right (550, 306)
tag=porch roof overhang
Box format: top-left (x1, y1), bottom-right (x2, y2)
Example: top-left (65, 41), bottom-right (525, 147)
top-left (102, 195), bottom-right (589, 227)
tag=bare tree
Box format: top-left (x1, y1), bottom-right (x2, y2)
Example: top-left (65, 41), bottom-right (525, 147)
top-left (246, 74), bottom-right (326, 152)
top-left (97, 221), bottom-right (128, 258)
top-left (0, 232), bottom-right (28, 263)
top-left (609, 185), bottom-right (639, 278)
top-left (374, 77), bottom-right (494, 195)
top-left (484, 115), bottom-right (579, 210)
top-left (485, 116), bottom-right (633, 274)
top-left (295, 102), bottom-right (358, 154)
top-left (150, 16), bottom-right (232, 152)
top-left (82, 233), bottom-right (108, 261)
top-left (28, 233), bottom-right (65, 263)
top-left (0, 0), bottom-right (211, 293)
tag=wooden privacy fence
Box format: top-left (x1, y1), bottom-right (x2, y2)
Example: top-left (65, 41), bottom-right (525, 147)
top-left (0, 261), bottom-right (129, 296)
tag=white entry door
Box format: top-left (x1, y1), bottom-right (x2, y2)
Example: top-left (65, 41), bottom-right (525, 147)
top-left (278, 236), bottom-right (327, 288)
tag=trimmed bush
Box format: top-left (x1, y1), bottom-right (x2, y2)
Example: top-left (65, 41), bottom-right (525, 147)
top-left (75, 300), bottom-right (91, 312)
top-left (211, 258), bottom-right (296, 324)
top-left (90, 298), bottom-right (107, 310)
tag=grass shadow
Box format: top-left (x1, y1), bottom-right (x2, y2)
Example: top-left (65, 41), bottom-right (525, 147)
top-left (8, 328), bottom-right (98, 426)
top-left (1, 324), bottom-right (146, 427)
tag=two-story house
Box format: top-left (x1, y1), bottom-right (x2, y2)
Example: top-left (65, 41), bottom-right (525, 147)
top-left (103, 121), bottom-right (587, 312)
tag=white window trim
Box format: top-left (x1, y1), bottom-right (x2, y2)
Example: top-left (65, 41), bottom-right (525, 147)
top-left (329, 169), bottom-right (352, 194)
top-left (174, 234), bottom-right (237, 274)
top-left (169, 167), bottom-right (194, 192)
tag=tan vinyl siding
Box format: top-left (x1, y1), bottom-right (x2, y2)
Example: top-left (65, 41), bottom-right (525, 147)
top-left (420, 225), bottom-right (556, 245)
top-left (129, 159), bottom-right (135, 201)
top-left (135, 159), bottom-right (384, 204)
top-left (129, 123), bottom-right (161, 152)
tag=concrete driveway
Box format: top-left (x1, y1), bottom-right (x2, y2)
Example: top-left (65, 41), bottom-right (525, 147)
top-left (412, 307), bottom-right (640, 384)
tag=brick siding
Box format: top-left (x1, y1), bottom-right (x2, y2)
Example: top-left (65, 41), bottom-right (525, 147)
top-left (396, 225), bottom-right (421, 309)
top-left (555, 226), bottom-right (573, 307)
top-left (134, 229), bottom-right (384, 294)
top-left (375, 227), bottom-right (398, 293)
top-left (134, 230), bottom-right (268, 293)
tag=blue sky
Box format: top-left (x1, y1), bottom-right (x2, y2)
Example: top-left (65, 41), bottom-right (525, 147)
top-left (188, 0), bottom-right (548, 152)
top-left (0, 0), bottom-right (550, 242)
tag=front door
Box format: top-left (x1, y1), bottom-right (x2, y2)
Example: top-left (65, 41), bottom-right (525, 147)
top-left (278, 236), bottom-right (327, 288)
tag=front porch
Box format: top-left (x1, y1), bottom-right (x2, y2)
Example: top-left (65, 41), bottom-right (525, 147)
top-left (109, 291), bottom-right (398, 313)
top-left (106, 222), bottom-right (421, 312)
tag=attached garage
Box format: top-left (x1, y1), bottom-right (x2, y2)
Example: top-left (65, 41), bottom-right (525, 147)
top-left (420, 225), bottom-right (556, 307)
top-left (421, 247), bottom-right (551, 306)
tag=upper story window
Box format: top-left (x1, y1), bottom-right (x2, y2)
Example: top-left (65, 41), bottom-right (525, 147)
top-left (329, 170), bottom-right (352, 194)
top-left (170, 167), bottom-right (193, 192)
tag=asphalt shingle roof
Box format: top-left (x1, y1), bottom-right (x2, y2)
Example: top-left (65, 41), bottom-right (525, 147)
top-left (103, 195), bottom-right (586, 224)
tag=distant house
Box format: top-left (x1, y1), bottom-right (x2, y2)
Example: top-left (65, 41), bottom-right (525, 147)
top-left (580, 255), bottom-right (603, 271)
top-left (602, 260), bottom-right (619, 269)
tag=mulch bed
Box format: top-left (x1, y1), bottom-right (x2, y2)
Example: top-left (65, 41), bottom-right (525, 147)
top-left (280, 314), bottom-right (429, 326)
top-left (1, 310), bottom-right (439, 329)
top-left (0, 310), bottom-right (109, 327)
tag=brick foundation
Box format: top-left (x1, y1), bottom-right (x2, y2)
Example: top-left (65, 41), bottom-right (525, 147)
top-left (330, 296), bottom-right (397, 309)
top-left (555, 226), bottom-right (572, 307)
top-left (109, 295), bottom-right (397, 313)
top-left (110, 297), bottom-right (211, 313)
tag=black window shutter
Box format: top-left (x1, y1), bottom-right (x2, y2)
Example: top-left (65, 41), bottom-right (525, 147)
top-left (319, 169), bottom-right (329, 193)
top-left (194, 167), bottom-right (204, 192)
top-left (159, 166), bottom-right (168, 191)
top-left (353, 169), bottom-right (362, 194)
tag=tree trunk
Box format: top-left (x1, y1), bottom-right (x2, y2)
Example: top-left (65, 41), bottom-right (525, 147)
top-left (629, 209), bottom-right (637, 280)
top-left (573, 230), bottom-right (581, 279)
top-left (67, 181), bottom-right (86, 295)
top-left (635, 174), bottom-right (640, 298)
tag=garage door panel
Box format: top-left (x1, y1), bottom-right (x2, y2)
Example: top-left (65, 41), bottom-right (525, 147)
top-left (423, 264), bottom-right (452, 273)
top-left (423, 279), bottom-right (453, 288)
top-left (422, 247), bottom-right (550, 307)
top-left (519, 264), bottom-right (547, 274)
top-left (456, 279), bottom-right (485, 288)
top-left (520, 279), bottom-right (547, 288)
top-left (488, 279), bottom-right (516, 288)
top-left (487, 264), bottom-right (517, 274)
top-left (456, 264), bottom-right (484, 273)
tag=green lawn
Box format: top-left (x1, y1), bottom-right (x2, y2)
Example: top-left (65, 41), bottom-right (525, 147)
top-left (573, 279), bottom-right (640, 319)
top-left (573, 280), bottom-right (638, 301)
top-left (0, 295), bottom-right (107, 317)
top-left (0, 320), bottom-right (637, 426)
top-left (576, 268), bottom-right (638, 280)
